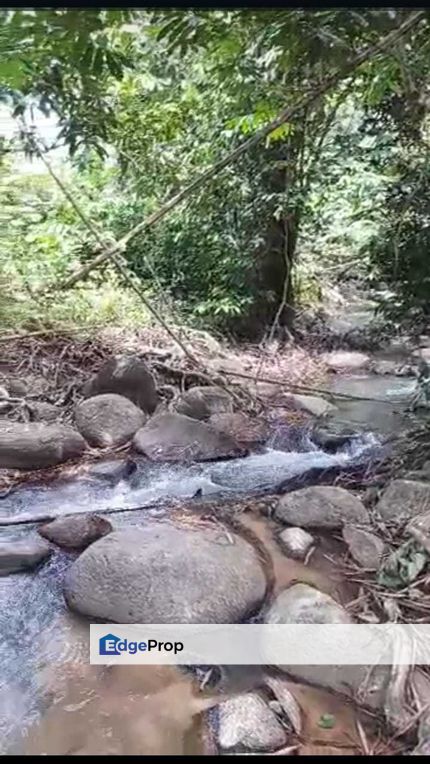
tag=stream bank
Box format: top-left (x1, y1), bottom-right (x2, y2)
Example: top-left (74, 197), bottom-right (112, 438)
top-left (0, 330), bottom-right (430, 755)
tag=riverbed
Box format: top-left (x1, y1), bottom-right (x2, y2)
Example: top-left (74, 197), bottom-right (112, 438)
top-left (0, 368), bottom-right (423, 754)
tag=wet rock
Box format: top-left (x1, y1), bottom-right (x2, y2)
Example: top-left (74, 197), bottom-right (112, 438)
top-left (0, 422), bottom-right (86, 470)
top-left (0, 538), bottom-right (51, 574)
top-left (290, 394), bottom-right (336, 418)
top-left (342, 525), bottom-right (385, 570)
top-left (218, 693), bottom-right (287, 753)
top-left (64, 523), bottom-right (267, 623)
top-left (39, 514), bottom-right (112, 550)
top-left (87, 458), bottom-right (137, 485)
top-left (323, 351), bottom-right (370, 372)
top-left (208, 412), bottom-right (269, 448)
top-left (377, 480), bottom-right (430, 524)
top-left (75, 394), bottom-right (146, 448)
top-left (277, 527), bottom-right (314, 560)
top-left (311, 423), bottom-right (357, 453)
top-left (174, 386), bottom-right (233, 420)
top-left (133, 412), bottom-right (245, 462)
top-left (28, 401), bottom-right (61, 423)
top-left (83, 355), bottom-right (158, 414)
top-left (275, 486), bottom-right (368, 529)
top-left (265, 583), bottom-right (352, 625)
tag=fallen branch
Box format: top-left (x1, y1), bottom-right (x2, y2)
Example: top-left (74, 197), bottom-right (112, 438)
top-left (39, 11), bottom-right (423, 293)
top-left (0, 493), bottom-right (275, 527)
top-left (153, 360), bottom-right (407, 406)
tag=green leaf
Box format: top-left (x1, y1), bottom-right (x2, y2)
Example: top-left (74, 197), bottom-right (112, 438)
top-left (318, 714), bottom-right (336, 729)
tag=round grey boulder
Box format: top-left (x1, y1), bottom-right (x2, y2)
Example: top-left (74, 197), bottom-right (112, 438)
top-left (39, 514), bottom-right (112, 550)
top-left (64, 523), bottom-right (267, 623)
top-left (75, 394), bottom-right (146, 448)
top-left (275, 486), bottom-right (368, 529)
top-left (277, 527), bottom-right (314, 560)
top-left (174, 386), bottom-right (233, 420)
top-left (0, 422), bottom-right (86, 470)
top-left (83, 355), bottom-right (158, 414)
top-left (133, 412), bottom-right (245, 462)
top-left (208, 412), bottom-right (269, 448)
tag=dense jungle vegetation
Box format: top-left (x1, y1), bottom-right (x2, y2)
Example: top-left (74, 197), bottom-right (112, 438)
top-left (1, 8), bottom-right (430, 338)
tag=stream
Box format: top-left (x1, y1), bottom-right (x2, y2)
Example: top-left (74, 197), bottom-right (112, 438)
top-left (0, 369), bottom-right (423, 753)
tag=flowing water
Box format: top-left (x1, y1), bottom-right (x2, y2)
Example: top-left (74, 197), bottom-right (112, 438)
top-left (0, 423), bottom-right (382, 753)
top-left (1, 371), bottom-right (418, 754)
top-left (329, 373), bottom-right (419, 434)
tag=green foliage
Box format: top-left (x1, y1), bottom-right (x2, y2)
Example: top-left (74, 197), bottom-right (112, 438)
top-left (0, 9), bottom-right (135, 156)
top-left (0, 160), bottom-right (151, 331)
top-left (1, 9), bottom-right (430, 335)
top-left (378, 539), bottom-right (428, 589)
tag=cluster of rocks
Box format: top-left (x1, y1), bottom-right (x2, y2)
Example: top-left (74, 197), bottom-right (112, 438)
top-left (3, 469), bottom-right (430, 751)
top-left (0, 355), bottom-right (276, 471)
top-left (4, 350), bottom-right (430, 752)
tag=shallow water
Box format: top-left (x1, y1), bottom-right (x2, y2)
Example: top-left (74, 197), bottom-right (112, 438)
top-left (328, 372), bottom-right (421, 434)
top-left (0, 426), bottom-right (382, 752)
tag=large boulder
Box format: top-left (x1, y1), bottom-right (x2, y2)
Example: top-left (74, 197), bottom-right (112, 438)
top-left (218, 693), bottom-right (287, 753)
top-left (377, 480), bottom-right (430, 525)
top-left (83, 355), bottom-right (158, 414)
top-left (75, 394), bottom-right (146, 448)
top-left (64, 523), bottom-right (267, 623)
top-left (132, 412), bottom-right (245, 462)
top-left (275, 486), bottom-right (368, 529)
top-left (174, 386), bottom-right (233, 420)
top-left (0, 538), bottom-right (51, 574)
top-left (208, 412), bottom-right (269, 449)
top-left (264, 584), bottom-right (389, 707)
top-left (0, 422), bottom-right (86, 470)
top-left (39, 514), bottom-right (112, 550)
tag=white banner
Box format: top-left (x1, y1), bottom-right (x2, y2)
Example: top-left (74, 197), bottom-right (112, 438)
top-left (90, 624), bottom-right (430, 665)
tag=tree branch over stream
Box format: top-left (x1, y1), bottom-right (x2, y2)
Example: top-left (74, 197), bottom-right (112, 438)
top-left (32, 11), bottom-right (423, 296)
